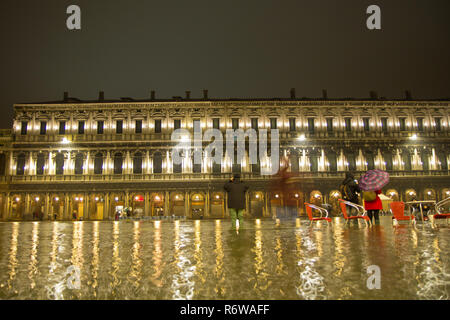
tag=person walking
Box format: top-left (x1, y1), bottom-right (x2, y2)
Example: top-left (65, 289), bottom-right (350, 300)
top-left (340, 172), bottom-right (361, 216)
top-left (224, 174), bottom-right (249, 230)
top-left (364, 189), bottom-right (382, 224)
top-left (359, 169), bottom-right (390, 225)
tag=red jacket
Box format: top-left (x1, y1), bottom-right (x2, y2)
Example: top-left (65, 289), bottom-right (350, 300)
top-left (364, 190), bottom-right (383, 211)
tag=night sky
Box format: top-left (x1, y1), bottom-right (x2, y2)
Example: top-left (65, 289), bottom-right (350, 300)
top-left (0, 0), bottom-right (449, 128)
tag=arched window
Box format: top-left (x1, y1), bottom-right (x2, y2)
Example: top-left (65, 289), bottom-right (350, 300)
top-left (36, 153), bottom-right (45, 175)
top-left (364, 151), bottom-right (375, 170)
top-left (16, 153), bottom-right (26, 175)
top-left (75, 153), bottom-right (84, 174)
top-left (402, 150), bottom-right (412, 171)
top-left (437, 151), bottom-right (448, 171)
top-left (94, 153), bottom-right (103, 174)
top-left (153, 152), bottom-right (162, 174)
top-left (0, 153), bottom-right (5, 176)
top-left (173, 161), bottom-right (182, 173)
top-left (421, 152), bottom-right (429, 171)
top-left (345, 152), bottom-right (356, 172)
top-left (309, 154), bottom-right (318, 172)
top-left (192, 155), bottom-right (201, 173)
top-left (133, 152), bottom-right (143, 174)
top-left (289, 153), bottom-right (299, 172)
top-left (55, 153), bottom-right (64, 175)
top-left (384, 151), bottom-right (393, 171)
top-left (114, 153), bottom-right (123, 174)
top-left (327, 150), bottom-right (337, 172)
top-left (211, 149), bottom-right (222, 174)
top-left (232, 149), bottom-right (241, 173)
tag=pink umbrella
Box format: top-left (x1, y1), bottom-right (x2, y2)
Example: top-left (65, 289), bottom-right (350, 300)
top-left (359, 169), bottom-right (389, 191)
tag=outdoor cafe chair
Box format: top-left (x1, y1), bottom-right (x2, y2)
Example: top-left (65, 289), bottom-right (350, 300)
top-left (389, 201), bottom-right (416, 226)
top-left (430, 197), bottom-right (450, 228)
top-left (304, 202), bottom-right (332, 226)
top-left (338, 199), bottom-right (371, 227)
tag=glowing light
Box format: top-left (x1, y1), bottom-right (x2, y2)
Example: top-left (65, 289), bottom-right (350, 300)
top-left (175, 195), bottom-right (179, 200)
top-left (35, 197), bottom-right (39, 202)
top-left (95, 197), bottom-right (99, 201)
top-left (61, 137), bottom-right (70, 144)
top-left (427, 191), bottom-right (431, 195)
top-left (215, 195), bottom-right (219, 199)
top-left (55, 197), bottom-right (59, 201)
top-left (80, 197), bottom-right (83, 202)
top-left (15, 197), bottom-right (20, 202)
top-left (275, 194), bottom-right (279, 198)
top-left (255, 194), bottom-right (260, 199)
top-left (295, 193), bottom-right (299, 198)
top-left (314, 194), bottom-right (320, 198)
top-left (115, 197), bottom-right (119, 201)
top-left (410, 134), bottom-right (417, 140)
top-left (155, 195), bottom-right (161, 201)
top-left (297, 134), bottom-right (306, 141)
top-left (75, 197), bottom-right (79, 201)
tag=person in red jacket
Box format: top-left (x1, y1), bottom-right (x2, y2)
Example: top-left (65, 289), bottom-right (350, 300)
top-left (364, 189), bottom-right (382, 224)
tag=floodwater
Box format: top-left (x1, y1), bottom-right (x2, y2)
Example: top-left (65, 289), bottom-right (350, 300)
top-left (0, 217), bottom-right (449, 300)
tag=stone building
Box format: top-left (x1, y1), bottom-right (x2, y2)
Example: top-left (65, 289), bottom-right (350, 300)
top-left (0, 90), bottom-right (449, 220)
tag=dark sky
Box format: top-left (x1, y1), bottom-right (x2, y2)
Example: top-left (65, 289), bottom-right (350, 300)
top-left (1, 0), bottom-right (449, 128)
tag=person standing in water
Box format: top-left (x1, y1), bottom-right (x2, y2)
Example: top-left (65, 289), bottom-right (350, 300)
top-left (224, 174), bottom-right (249, 230)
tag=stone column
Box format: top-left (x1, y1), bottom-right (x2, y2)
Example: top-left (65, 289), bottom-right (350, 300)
top-left (43, 193), bottom-right (50, 220)
top-left (64, 193), bottom-right (70, 220)
top-left (164, 191), bottom-right (170, 216)
top-left (83, 193), bottom-right (89, 220)
top-left (264, 192), bottom-right (270, 218)
top-left (104, 193), bottom-right (110, 220)
top-left (204, 192), bottom-right (210, 218)
top-left (245, 191), bottom-right (250, 218)
top-left (185, 191), bottom-right (190, 218)
top-left (144, 192), bottom-right (150, 216)
top-left (25, 193), bottom-right (31, 219)
top-left (125, 191), bottom-right (130, 208)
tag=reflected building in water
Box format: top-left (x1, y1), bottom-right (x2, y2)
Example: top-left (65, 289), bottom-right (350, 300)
top-left (0, 89), bottom-right (449, 220)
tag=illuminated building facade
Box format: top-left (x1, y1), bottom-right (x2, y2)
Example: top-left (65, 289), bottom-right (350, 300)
top-left (0, 91), bottom-right (449, 220)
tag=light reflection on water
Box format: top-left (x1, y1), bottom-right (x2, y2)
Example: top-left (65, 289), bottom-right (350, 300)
top-left (0, 217), bottom-right (449, 300)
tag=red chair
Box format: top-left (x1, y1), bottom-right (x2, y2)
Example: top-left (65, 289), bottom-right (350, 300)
top-left (304, 202), bottom-right (332, 225)
top-left (430, 197), bottom-right (450, 228)
top-left (389, 201), bottom-right (416, 226)
top-left (338, 199), bottom-right (371, 227)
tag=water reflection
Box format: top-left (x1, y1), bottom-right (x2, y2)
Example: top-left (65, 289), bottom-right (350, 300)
top-left (0, 218), bottom-right (448, 300)
top-left (90, 222), bottom-right (100, 296)
top-left (171, 220), bottom-right (195, 300)
top-left (214, 220), bottom-right (225, 297)
top-left (7, 223), bottom-right (19, 292)
top-left (110, 221), bottom-right (121, 295)
top-left (28, 222), bottom-right (40, 290)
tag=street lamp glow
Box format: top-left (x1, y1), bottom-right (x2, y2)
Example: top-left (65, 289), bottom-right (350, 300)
top-left (61, 137), bottom-right (70, 144)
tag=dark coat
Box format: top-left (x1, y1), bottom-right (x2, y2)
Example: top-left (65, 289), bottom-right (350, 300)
top-left (224, 179), bottom-right (249, 210)
top-left (341, 173), bottom-right (361, 204)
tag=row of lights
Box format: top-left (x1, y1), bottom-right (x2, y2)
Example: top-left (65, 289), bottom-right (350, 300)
top-left (13, 189), bottom-right (449, 204)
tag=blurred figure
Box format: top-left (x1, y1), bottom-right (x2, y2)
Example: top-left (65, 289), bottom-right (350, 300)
top-left (224, 174), bottom-right (249, 230)
top-left (340, 172), bottom-right (361, 217)
top-left (270, 156), bottom-right (299, 219)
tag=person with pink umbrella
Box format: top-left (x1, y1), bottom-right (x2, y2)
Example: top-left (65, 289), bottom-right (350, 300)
top-left (359, 170), bottom-right (390, 225)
